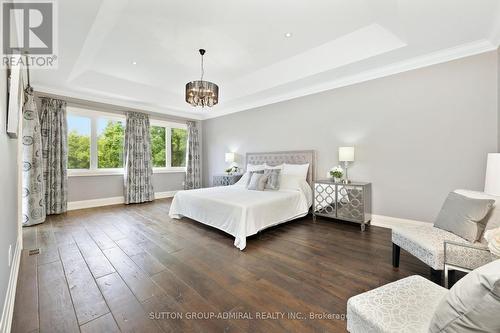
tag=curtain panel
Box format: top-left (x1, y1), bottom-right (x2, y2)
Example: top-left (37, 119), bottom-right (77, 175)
top-left (124, 112), bottom-right (154, 204)
top-left (22, 91), bottom-right (46, 226)
top-left (40, 97), bottom-right (68, 214)
top-left (185, 120), bottom-right (201, 189)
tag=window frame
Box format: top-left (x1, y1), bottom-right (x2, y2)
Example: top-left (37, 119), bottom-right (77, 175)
top-left (150, 119), bottom-right (188, 173)
top-left (67, 107), bottom-right (187, 177)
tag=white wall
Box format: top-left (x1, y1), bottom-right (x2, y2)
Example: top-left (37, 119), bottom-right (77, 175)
top-left (0, 68), bottom-right (20, 326)
top-left (203, 51), bottom-right (499, 222)
top-left (68, 172), bottom-right (185, 201)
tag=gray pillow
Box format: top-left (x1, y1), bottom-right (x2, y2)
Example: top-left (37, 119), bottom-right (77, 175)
top-left (434, 192), bottom-right (495, 242)
top-left (428, 259), bottom-right (500, 333)
top-left (245, 170), bottom-right (264, 186)
top-left (264, 169), bottom-right (281, 190)
top-left (247, 173), bottom-right (267, 191)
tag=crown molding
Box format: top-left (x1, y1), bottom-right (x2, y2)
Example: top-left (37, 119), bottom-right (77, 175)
top-left (34, 86), bottom-right (204, 120)
top-left (202, 39), bottom-right (497, 120)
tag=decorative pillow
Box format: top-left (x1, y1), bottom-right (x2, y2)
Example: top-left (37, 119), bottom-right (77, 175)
top-left (455, 189), bottom-right (500, 234)
top-left (247, 173), bottom-right (267, 191)
top-left (264, 169), bottom-right (281, 190)
top-left (234, 170), bottom-right (264, 187)
top-left (282, 163), bottom-right (309, 181)
top-left (434, 192), bottom-right (495, 242)
top-left (428, 259), bottom-right (500, 333)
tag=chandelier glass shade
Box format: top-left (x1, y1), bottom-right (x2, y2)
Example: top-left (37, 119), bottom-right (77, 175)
top-left (185, 49), bottom-right (219, 107)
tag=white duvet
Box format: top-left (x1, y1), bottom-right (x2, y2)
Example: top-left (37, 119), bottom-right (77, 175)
top-left (169, 180), bottom-right (312, 250)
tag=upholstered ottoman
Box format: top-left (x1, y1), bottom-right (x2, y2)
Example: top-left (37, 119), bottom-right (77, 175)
top-left (346, 275), bottom-right (447, 333)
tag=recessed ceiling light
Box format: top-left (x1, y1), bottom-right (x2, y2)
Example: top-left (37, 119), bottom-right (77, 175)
top-left (132, 61), bottom-right (137, 65)
top-left (284, 32), bottom-right (293, 38)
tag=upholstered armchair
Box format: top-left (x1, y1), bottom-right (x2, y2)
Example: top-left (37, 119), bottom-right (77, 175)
top-left (391, 189), bottom-right (499, 284)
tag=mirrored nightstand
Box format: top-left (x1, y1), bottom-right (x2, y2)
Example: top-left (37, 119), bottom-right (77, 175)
top-left (313, 180), bottom-right (372, 231)
top-left (213, 174), bottom-right (243, 186)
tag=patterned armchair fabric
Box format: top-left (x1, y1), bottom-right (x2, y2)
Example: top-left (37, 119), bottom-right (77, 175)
top-left (392, 223), bottom-right (490, 270)
top-left (347, 275), bottom-right (447, 333)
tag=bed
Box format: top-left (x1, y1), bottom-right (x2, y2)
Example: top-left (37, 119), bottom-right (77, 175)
top-left (169, 150), bottom-right (315, 250)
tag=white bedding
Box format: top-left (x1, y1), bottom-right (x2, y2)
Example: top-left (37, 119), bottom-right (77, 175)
top-left (169, 181), bottom-right (312, 250)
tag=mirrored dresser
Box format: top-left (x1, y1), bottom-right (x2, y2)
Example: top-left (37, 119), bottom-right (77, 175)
top-left (313, 180), bottom-right (372, 231)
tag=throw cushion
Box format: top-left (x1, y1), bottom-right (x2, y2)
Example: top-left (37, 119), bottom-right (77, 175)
top-left (455, 189), bottom-right (500, 235)
top-left (428, 259), bottom-right (500, 333)
top-left (247, 173), bottom-right (267, 191)
top-left (235, 170), bottom-right (264, 187)
top-left (282, 163), bottom-right (309, 181)
top-left (264, 169), bottom-right (281, 190)
top-left (434, 192), bottom-right (495, 242)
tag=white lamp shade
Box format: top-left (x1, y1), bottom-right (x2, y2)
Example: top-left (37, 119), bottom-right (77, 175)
top-left (339, 147), bottom-right (355, 162)
top-left (485, 153), bottom-right (500, 196)
top-left (225, 152), bottom-right (236, 163)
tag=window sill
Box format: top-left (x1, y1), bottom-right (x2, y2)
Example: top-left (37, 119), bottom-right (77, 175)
top-left (68, 168), bottom-right (186, 177)
top-left (153, 168), bottom-right (186, 174)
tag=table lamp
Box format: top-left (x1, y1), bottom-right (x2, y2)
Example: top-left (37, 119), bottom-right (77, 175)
top-left (485, 153), bottom-right (500, 196)
top-left (339, 147), bottom-right (355, 183)
top-left (225, 152), bottom-right (236, 164)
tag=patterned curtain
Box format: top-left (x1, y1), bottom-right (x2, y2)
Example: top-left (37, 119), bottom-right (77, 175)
top-left (185, 120), bottom-right (201, 189)
top-left (124, 112), bottom-right (154, 204)
top-left (22, 91), bottom-right (46, 226)
top-left (40, 97), bottom-right (68, 214)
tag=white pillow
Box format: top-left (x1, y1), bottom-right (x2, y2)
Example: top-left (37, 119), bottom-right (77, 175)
top-left (264, 163), bottom-right (283, 170)
top-left (280, 174), bottom-right (303, 191)
top-left (246, 163), bottom-right (265, 172)
top-left (282, 163), bottom-right (309, 181)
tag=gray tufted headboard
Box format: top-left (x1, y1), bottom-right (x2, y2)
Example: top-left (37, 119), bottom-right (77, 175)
top-left (246, 150), bottom-right (316, 185)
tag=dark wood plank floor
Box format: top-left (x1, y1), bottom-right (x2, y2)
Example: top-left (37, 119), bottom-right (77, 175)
top-left (12, 198), bottom-right (429, 333)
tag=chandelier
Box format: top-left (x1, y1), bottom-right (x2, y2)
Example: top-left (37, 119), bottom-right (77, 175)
top-left (185, 49), bottom-right (219, 107)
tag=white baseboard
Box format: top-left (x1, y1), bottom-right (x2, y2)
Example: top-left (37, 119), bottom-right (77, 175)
top-left (371, 214), bottom-right (430, 229)
top-left (67, 191), bottom-right (178, 211)
top-left (0, 235), bottom-right (21, 333)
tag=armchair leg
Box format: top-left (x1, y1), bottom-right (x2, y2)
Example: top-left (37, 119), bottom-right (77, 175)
top-left (430, 268), bottom-right (442, 285)
top-left (392, 243), bottom-right (400, 268)
top-left (448, 270), bottom-right (456, 288)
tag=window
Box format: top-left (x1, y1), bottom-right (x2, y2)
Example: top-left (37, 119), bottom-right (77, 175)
top-left (151, 126), bottom-right (166, 167)
top-left (171, 128), bottom-right (187, 167)
top-left (149, 121), bottom-right (188, 170)
top-left (67, 107), bottom-right (125, 175)
top-left (67, 107), bottom-right (188, 176)
top-left (97, 118), bottom-right (125, 168)
top-left (68, 115), bottom-right (91, 169)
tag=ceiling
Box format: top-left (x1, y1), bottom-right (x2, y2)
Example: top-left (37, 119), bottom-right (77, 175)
top-left (32, 0), bottom-right (500, 120)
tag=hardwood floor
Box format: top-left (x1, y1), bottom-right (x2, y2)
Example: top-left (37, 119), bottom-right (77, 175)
top-left (12, 198), bottom-right (429, 333)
